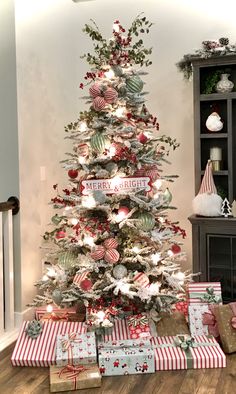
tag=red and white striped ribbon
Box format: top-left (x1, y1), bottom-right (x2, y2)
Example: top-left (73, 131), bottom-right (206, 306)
top-left (73, 271), bottom-right (88, 286)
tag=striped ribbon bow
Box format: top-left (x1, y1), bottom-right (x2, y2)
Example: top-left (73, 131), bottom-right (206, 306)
top-left (61, 332), bottom-right (80, 352)
top-left (128, 314), bottom-right (149, 328)
top-left (174, 335), bottom-right (197, 351)
top-left (58, 364), bottom-right (87, 390)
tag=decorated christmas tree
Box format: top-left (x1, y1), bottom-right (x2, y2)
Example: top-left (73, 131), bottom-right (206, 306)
top-left (31, 16), bottom-right (190, 327)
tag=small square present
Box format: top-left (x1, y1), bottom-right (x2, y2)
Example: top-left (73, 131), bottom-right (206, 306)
top-left (98, 338), bottom-right (155, 376)
top-left (127, 313), bottom-right (151, 339)
top-left (188, 304), bottom-right (219, 338)
top-left (11, 321), bottom-right (86, 367)
top-left (56, 332), bottom-right (96, 367)
top-left (50, 364), bottom-right (101, 392)
top-left (151, 335), bottom-right (226, 371)
top-left (214, 302), bottom-right (236, 353)
top-left (35, 306), bottom-right (78, 321)
top-left (187, 282), bottom-right (222, 305)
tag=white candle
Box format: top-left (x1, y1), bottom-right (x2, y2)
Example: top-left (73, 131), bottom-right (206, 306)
top-left (210, 147), bottom-right (222, 161)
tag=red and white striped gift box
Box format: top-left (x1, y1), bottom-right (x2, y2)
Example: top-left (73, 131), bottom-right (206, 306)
top-left (11, 321), bottom-right (86, 367)
top-left (151, 335), bottom-right (226, 370)
top-left (187, 282), bottom-right (222, 305)
top-left (35, 306), bottom-right (77, 320)
top-left (102, 319), bottom-right (131, 342)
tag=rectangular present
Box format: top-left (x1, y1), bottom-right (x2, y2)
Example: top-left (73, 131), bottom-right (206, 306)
top-left (98, 338), bottom-right (155, 376)
top-left (35, 306), bottom-right (78, 320)
top-left (56, 332), bottom-right (96, 367)
top-left (151, 335), bottom-right (226, 371)
top-left (11, 321), bottom-right (86, 367)
top-left (214, 302), bottom-right (236, 353)
top-left (126, 313), bottom-right (151, 339)
top-left (188, 304), bottom-right (220, 338)
top-left (187, 282), bottom-right (222, 305)
top-left (50, 364), bottom-right (101, 392)
top-left (156, 312), bottom-right (190, 336)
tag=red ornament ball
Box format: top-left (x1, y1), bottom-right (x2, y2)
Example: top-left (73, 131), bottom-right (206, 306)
top-left (56, 231), bottom-right (66, 239)
top-left (171, 244), bottom-right (181, 254)
top-left (68, 169), bottom-right (78, 179)
top-left (118, 206), bottom-right (130, 219)
top-left (80, 278), bottom-right (93, 291)
top-left (138, 132), bottom-right (148, 144)
top-left (104, 87), bottom-right (118, 104)
top-left (89, 83), bottom-right (101, 98)
top-left (93, 96), bottom-right (106, 111)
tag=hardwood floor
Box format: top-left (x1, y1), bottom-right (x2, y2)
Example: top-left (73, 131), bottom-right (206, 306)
top-left (1, 344), bottom-right (236, 394)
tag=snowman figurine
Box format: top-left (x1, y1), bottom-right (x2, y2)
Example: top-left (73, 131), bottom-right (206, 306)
top-left (206, 112), bottom-right (223, 132)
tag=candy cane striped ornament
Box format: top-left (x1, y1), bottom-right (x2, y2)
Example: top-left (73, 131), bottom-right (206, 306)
top-left (90, 238), bottom-right (120, 264)
top-left (104, 87), bottom-right (118, 104)
top-left (89, 83), bottom-right (101, 98)
top-left (93, 96), bottom-right (106, 111)
top-left (73, 271), bottom-right (89, 286)
top-left (133, 271), bottom-right (150, 288)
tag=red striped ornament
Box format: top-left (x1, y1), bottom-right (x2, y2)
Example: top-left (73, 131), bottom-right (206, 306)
top-left (77, 143), bottom-right (89, 157)
top-left (135, 165), bottom-right (159, 182)
top-left (90, 246), bottom-right (105, 261)
top-left (103, 238), bottom-right (118, 249)
top-left (103, 87), bottom-right (118, 104)
top-left (104, 249), bottom-right (120, 264)
top-left (151, 335), bottom-right (226, 370)
top-left (93, 96), bottom-right (106, 111)
top-left (73, 271), bottom-right (89, 286)
top-left (11, 321), bottom-right (86, 367)
top-left (133, 272), bottom-right (150, 288)
top-left (89, 83), bottom-right (101, 98)
top-left (91, 238), bottom-right (120, 264)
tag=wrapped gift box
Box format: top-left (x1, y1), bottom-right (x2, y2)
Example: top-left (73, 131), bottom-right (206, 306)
top-left (50, 364), bottom-right (101, 392)
top-left (103, 318), bottom-right (130, 341)
top-left (127, 314), bottom-right (151, 339)
top-left (11, 321), bottom-right (86, 367)
top-left (215, 302), bottom-right (236, 353)
top-left (156, 312), bottom-right (190, 336)
top-left (35, 306), bottom-right (78, 320)
top-left (189, 304), bottom-right (219, 338)
top-left (151, 335), bottom-right (226, 371)
top-left (56, 332), bottom-right (96, 367)
top-left (173, 301), bottom-right (188, 317)
top-left (187, 282), bottom-right (222, 305)
top-left (41, 312), bottom-right (85, 323)
top-left (98, 338), bottom-right (155, 376)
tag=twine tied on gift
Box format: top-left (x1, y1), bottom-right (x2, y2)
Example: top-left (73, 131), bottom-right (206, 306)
top-left (61, 332), bottom-right (80, 352)
top-left (57, 364), bottom-right (88, 390)
top-left (200, 287), bottom-right (222, 304)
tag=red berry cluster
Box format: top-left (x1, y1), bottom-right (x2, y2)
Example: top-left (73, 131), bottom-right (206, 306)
top-left (84, 71), bottom-right (97, 81)
top-left (164, 219), bottom-right (187, 239)
top-left (112, 144), bottom-right (137, 163)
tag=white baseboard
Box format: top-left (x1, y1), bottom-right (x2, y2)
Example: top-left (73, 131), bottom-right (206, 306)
top-left (0, 307), bottom-right (34, 352)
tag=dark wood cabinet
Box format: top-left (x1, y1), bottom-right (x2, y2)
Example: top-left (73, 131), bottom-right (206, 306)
top-left (190, 55), bottom-right (236, 302)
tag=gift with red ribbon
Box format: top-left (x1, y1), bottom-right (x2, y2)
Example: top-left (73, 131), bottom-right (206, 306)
top-left (50, 364), bottom-right (101, 392)
top-left (214, 301), bottom-right (236, 353)
top-left (56, 332), bottom-right (97, 367)
top-left (202, 305), bottom-right (220, 338)
top-left (127, 313), bottom-right (151, 339)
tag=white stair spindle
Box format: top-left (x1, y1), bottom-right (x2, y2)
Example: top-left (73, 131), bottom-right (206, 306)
top-left (3, 210), bottom-right (14, 331)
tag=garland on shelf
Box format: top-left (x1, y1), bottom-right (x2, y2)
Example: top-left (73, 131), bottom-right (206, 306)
top-left (177, 37), bottom-right (236, 80)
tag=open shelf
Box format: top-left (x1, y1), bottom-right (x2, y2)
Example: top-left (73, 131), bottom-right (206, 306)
top-left (200, 133), bottom-right (228, 139)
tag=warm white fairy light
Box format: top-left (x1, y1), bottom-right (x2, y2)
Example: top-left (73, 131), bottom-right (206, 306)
top-left (79, 121), bottom-right (87, 132)
top-left (114, 107), bottom-right (126, 118)
top-left (132, 246), bottom-right (140, 254)
top-left (83, 235), bottom-right (95, 247)
top-left (82, 195), bottom-right (96, 209)
top-left (158, 217), bottom-right (165, 224)
top-left (148, 282), bottom-right (160, 295)
top-left (167, 250), bottom-right (174, 257)
top-left (104, 69), bottom-right (115, 79)
top-left (46, 304), bottom-right (53, 313)
top-left (108, 145), bottom-right (117, 157)
top-left (153, 179), bottom-right (163, 189)
top-left (42, 274), bottom-right (48, 281)
top-left (47, 267), bottom-right (56, 277)
top-left (173, 271), bottom-right (186, 285)
top-left (113, 22), bottom-right (120, 33)
top-left (96, 310), bottom-right (106, 322)
top-left (78, 156), bottom-right (86, 164)
top-left (151, 253), bottom-right (161, 265)
top-left (70, 218), bottom-right (79, 226)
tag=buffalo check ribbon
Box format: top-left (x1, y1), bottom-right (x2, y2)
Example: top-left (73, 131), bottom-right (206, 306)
top-left (153, 335), bottom-right (219, 369)
top-left (57, 364), bottom-right (87, 390)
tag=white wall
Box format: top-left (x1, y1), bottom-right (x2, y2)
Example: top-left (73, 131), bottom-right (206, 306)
top-left (14, 0), bottom-right (236, 310)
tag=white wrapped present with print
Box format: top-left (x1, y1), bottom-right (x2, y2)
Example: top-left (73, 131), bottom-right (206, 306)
top-left (56, 332), bottom-right (97, 367)
top-left (187, 282), bottom-right (222, 305)
top-left (98, 338), bottom-right (155, 376)
top-left (189, 304), bottom-right (220, 338)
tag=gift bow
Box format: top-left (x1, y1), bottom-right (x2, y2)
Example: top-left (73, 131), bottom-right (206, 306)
top-left (230, 302), bottom-right (236, 329)
top-left (61, 332), bottom-right (80, 352)
top-left (200, 287), bottom-right (222, 304)
top-left (57, 364), bottom-right (87, 390)
top-left (174, 335), bottom-right (197, 351)
top-left (128, 314), bottom-right (149, 328)
top-left (202, 306), bottom-right (219, 337)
